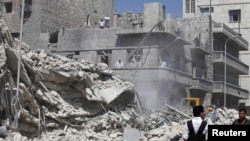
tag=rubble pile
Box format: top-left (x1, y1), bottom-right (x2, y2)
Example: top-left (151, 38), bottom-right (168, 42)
top-left (3, 108), bottom-right (187, 141)
top-left (0, 18), bottom-right (243, 141)
top-left (205, 108), bottom-right (241, 125)
top-left (3, 46), bottom-right (137, 133)
top-left (2, 107), bottom-right (241, 141)
top-left (0, 18), bottom-right (136, 137)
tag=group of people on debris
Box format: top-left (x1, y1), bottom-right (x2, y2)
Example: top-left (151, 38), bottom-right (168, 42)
top-left (182, 105), bottom-right (250, 141)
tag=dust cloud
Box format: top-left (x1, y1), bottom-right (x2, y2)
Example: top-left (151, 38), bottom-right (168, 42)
top-left (133, 78), bottom-right (187, 112)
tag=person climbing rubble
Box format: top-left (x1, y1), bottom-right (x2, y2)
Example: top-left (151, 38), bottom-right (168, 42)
top-left (114, 59), bottom-right (124, 69)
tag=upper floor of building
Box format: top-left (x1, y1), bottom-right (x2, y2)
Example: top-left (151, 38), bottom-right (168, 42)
top-left (183, 0), bottom-right (250, 47)
top-left (1, 0), bottom-right (114, 32)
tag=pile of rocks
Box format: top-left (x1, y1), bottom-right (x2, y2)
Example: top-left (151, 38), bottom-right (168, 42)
top-left (205, 108), bottom-right (240, 125)
top-left (0, 18), bottom-right (243, 141)
top-left (4, 107), bottom-right (240, 141)
top-left (0, 18), bottom-right (136, 137)
top-left (3, 108), bottom-right (187, 141)
top-left (0, 106), bottom-right (241, 141)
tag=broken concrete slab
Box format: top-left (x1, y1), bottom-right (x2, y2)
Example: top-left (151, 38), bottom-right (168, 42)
top-left (0, 45), bottom-right (6, 69)
top-left (123, 128), bottom-right (145, 141)
top-left (19, 83), bottom-right (39, 116)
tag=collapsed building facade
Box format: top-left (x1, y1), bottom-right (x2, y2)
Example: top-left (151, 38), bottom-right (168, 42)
top-left (0, 14), bottom-right (242, 141)
top-left (0, 17), bottom-right (140, 138)
top-left (0, 1), bottom-right (249, 140)
top-left (54, 2), bottom-right (249, 109)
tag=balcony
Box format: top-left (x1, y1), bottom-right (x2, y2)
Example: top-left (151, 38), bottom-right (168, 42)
top-left (116, 29), bottom-right (191, 47)
top-left (190, 38), bottom-right (211, 56)
top-left (190, 68), bottom-right (213, 92)
top-left (212, 51), bottom-right (249, 75)
top-left (213, 22), bottom-right (248, 51)
top-left (191, 69), bottom-right (213, 92)
top-left (213, 81), bottom-right (249, 99)
top-left (191, 78), bottom-right (213, 92)
top-left (191, 46), bottom-right (211, 56)
top-left (113, 67), bottom-right (193, 87)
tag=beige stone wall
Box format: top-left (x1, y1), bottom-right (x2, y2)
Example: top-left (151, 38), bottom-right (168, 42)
top-left (1, 0), bottom-right (114, 49)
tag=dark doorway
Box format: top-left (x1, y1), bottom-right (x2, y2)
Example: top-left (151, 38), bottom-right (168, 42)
top-left (49, 31), bottom-right (59, 43)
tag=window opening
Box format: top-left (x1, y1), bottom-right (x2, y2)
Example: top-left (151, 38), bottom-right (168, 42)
top-left (4, 2), bottom-right (12, 13)
top-left (49, 31), bottom-right (59, 43)
top-left (229, 10), bottom-right (241, 22)
top-left (97, 50), bottom-right (112, 66)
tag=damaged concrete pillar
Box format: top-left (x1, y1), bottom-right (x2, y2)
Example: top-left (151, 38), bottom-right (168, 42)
top-left (143, 2), bottom-right (165, 31)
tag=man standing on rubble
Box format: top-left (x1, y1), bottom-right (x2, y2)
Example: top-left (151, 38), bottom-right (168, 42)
top-left (182, 105), bottom-right (208, 141)
top-left (232, 108), bottom-right (250, 125)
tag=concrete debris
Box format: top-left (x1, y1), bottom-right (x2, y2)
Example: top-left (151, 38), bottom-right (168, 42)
top-left (0, 108), bottom-right (240, 141)
top-left (0, 45), bottom-right (6, 69)
top-left (20, 48), bottom-right (134, 104)
top-left (205, 108), bottom-right (243, 125)
top-left (10, 46), bottom-right (136, 131)
top-left (0, 17), bottom-right (137, 138)
top-left (0, 125), bottom-right (8, 138)
top-left (0, 18), bottom-right (244, 141)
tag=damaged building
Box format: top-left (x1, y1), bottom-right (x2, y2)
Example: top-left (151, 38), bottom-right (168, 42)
top-left (0, 13), bottom-right (242, 141)
top-left (0, 0), bottom-right (114, 51)
top-left (55, 2), bottom-right (249, 109)
top-left (183, 0), bottom-right (250, 115)
top-left (0, 1), bottom-right (249, 140)
top-left (0, 17), bottom-right (138, 138)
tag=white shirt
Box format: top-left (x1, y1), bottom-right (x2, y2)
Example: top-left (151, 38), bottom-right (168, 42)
top-left (182, 117), bottom-right (208, 140)
top-left (114, 61), bottom-right (124, 68)
top-left (99, 21), bottom-right (105, 27)
top-left (160, 61), bottom-right (166, 67)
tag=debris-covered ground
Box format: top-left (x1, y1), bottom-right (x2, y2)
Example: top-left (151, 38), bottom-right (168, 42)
top-left (0, 18), bottom-right (243, 141)
top-left (1, 107), bottom-right (241, 141)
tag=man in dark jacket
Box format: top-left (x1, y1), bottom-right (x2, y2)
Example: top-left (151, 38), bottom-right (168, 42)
top-left (232, 108), bottom-right (250, 125)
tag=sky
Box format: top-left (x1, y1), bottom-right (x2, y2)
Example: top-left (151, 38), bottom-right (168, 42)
top-left (114, 0), bottom-right (183, 17)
